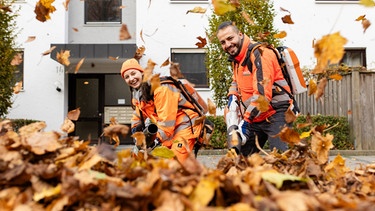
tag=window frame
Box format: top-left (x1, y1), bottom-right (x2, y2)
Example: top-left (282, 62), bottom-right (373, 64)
top-left (84, 0), bottom-right (122, 24)
top-left (13, 49), bottom-right (24, 91)
top-left (170, 48), bottom-right (209, 89)
top-left (340, 47), bottom-right (366, 68)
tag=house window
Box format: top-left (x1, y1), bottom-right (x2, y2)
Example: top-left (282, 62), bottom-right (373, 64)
top-left (13, 50), bottom-right (24, 89)
top-left (171, 48), bottom-right (208, 88)
top-left (340, 48), bottom-right (366, 67)
top-left (84, 0), bottom-right (121, 23)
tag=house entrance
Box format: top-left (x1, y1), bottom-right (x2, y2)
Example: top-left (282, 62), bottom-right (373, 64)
top-left (68, 73), bottom-right (133, 145)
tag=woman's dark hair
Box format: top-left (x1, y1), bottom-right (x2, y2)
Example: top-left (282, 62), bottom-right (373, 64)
top-left (130, 82), bottom-right (153, 110)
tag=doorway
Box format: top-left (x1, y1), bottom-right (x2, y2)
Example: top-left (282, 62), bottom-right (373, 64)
top-left (68, 73), bottom-right (133, 145)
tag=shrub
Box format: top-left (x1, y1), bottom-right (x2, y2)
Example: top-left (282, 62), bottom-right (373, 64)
top-left (0, 1), bottom-right (19, 117)
top-left (206, 115), bottom-right (226, 149)
top-left (10, 119), bottom-right (41, 132)
top-left (207, 115), bottom-right (353, 150)
top-left (294, 114), bottom-right (353, 150)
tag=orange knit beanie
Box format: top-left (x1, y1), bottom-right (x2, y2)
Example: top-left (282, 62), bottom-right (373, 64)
top-left (120, 58), bottom-right (144, 78)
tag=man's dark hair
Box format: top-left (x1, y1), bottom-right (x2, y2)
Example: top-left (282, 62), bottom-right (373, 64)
top-left (217, 21), bottom-right (239, 33)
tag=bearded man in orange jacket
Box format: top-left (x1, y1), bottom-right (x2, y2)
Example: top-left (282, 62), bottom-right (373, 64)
top-left (217, 21), bottom-right (294, 156)
top-left (120, 58), bottom-right (204, 163)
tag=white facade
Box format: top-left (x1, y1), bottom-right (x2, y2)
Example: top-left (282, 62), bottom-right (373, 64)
top-left (7, 0), bottom-right (375, 133)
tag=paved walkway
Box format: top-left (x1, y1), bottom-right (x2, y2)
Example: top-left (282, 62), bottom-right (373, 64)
top-left (116, 145), bottom-right (375, 170)
top-left (196, 150), bottom-right (375, 170)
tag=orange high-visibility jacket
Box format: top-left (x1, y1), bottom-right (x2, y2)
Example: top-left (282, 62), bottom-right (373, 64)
top-left (228, 35), bottom-right (292, 123)
top-left (131, 81), bottom-right (203, 143)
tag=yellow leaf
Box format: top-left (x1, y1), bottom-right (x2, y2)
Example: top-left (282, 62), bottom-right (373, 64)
top-left (56, 50), bottom-right (71, 66)
top-left (274, 31), bottom-right (287, 39)
top-left (33, 184), bottom-right (61, 201)
top-left (308, 79), bottom-right (317, 96)
top-left (34, 0), bottom-right (56, 22)
top-left (329, 73), bottom-right (343, 81)
top-left (355, 15), bottom-right (366, 21)
top-left (324, 154), bottom-right (350, 180)
top-left (190, 177), bottom-right (219, 206)
top-left (255, 95), bottom-right (269, 112)
top-left (186, 6), bottom-right (206, 14)
top-left (262, 170), bottom-right (306, 189)
top-left (150, 146), bottom-right (175, 159)
top-left (300, 131), bottom-right (311, 139)
top-left (313, 32), bottom-right (347, 73)
top-left (360, 0), bottom-right (375, 7)
top-left (212, 0), bottom-right (236, 15)
top-left (207, 98), bottom-right (217, 116)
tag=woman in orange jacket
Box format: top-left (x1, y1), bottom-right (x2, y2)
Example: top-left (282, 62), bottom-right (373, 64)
top-left (120, 58), bottom-right (204, 163)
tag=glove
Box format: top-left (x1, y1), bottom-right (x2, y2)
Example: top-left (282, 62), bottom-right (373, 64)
top-left (144, 117), bottom-right (152, 127)
top-left (238, 120), bottom-right (249, 145)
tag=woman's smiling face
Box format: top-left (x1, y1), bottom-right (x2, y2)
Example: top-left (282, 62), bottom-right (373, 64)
top-left (123, 69), bottom-right (143, 89)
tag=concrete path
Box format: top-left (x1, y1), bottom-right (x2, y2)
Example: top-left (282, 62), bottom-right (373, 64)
top-left (116, 145), bottom-right (375, 170)
top-left (196, 150), bottom-right (375, 170)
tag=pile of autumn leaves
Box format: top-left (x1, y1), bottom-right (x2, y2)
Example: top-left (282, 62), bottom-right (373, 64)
top-left (0, 120), bottom-right (374, 211)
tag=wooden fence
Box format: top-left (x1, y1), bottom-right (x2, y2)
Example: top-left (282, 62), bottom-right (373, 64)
top-left (295, 71), bottom-right (375, 150)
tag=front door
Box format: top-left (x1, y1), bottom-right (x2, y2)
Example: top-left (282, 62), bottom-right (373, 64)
top-left (68, 74), bottom-right (104, 144)
top-left (68, 73), bottom-right (134, 145)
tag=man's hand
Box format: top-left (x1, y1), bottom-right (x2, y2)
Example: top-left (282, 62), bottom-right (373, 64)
top-left (238, 120), bottom-right (249, 145)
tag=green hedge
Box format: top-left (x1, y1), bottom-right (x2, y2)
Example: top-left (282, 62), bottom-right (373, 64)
top-left (3, 119), bottom-right (41, 132)
top-left (293, 114), bottom-right (353, 150)
top-left (206, 114), bottom-right (353, 150)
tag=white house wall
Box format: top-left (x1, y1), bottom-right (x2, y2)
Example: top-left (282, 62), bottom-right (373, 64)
top-left (8, 0), bottom-right (68, 132)
top-left (67, 0), bottom-right (136, 44)
top-left (273, 0), bottom-right (375, 70)
top-left (7, 0), bottom-right (375, 132)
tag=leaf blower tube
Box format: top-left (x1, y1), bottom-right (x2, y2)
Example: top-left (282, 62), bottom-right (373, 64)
top-left (225, 95), bottom-right (242, 154)
top-left (143, 123), bottom-right (158, 148)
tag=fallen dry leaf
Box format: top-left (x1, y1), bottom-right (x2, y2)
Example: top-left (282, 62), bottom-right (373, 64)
top-left (75, 58), bottom-right (85, 74)
top-left (119, 24), bottom-right (131, 40)
top-left (13, 81), bottom-right (23, 94)
top-left (61, 117), bottom-right (75, 134)
top-left (25, 36), bottom-right (36, 43)
top-left (56, 50), bottom-right (71, 66)
top-left (41, 46), bottom-right (56, 56)
top-left (195, 36), bottom-right (207, 48)
top-left (67, 108), bottom-right (81, 121)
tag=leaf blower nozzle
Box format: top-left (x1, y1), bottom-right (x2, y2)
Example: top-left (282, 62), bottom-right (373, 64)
top-left (226, 125), bottom-right (242, 154)
top-left (143, 123), bottom-right (158, 148)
